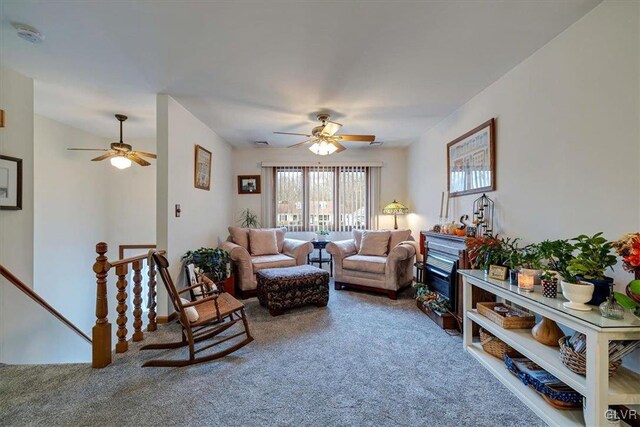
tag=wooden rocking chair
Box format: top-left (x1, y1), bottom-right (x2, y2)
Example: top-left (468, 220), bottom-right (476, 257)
top-left (140, 252), bottom-right (253, 367)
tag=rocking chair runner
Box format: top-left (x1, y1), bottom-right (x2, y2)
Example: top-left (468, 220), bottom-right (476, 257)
top-left (140, 252), bottom-right (253, 367)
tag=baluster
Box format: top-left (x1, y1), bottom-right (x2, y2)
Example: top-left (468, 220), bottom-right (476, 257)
top-left (132, 260), bottom-right (144, 341)
top-left (92, 242), bottom-right (112, 368)
top-left (147, 256), bottom-right (158, 332)
top-left (115, 264), bottom-right (129, 353)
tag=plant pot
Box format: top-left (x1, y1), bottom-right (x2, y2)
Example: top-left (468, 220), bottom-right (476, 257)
top-left (541, 279), bottom-right (558, 298)
top-left (576, 275), bottom-right (614, 306)
top-left (561, 280), bottom-right (595, 311)
top-left (316, 234), bottom-right (326, 241)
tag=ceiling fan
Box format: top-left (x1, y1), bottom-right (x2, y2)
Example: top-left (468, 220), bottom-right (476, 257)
top-left (274, 114), bottom-right (376, 155)
top-left (67, 114), bottom-right (156, 169)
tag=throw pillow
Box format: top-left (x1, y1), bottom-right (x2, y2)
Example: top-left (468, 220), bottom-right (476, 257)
top-left (358, 230), bottom-right (391, 257)
top-left (352, 229), bottom-right (363, 251)
top-left (180, 298), bottom-right (199, 323)
top-left (249, 229), bottom-right (279, 256)
top-left (263, 227), bottom-right (286, 253)
top-left (388, 229), bottom-right (412, 252)
top-left (228, 226), bottom-right (250, 250)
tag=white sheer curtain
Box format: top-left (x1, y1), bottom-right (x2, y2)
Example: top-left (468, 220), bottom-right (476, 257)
top-left (367, 166), bottom-right (381, 230)
top-left (261, 167), bottom-right (274, 228)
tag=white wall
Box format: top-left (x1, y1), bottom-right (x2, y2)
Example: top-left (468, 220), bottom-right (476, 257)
top-left (406, 1), bottom-right (639, 369)
top-left (0, 67), bottom-right (91, 364)
top-left (156, 95), bottom-right (233, 316)
top-left (407, 0), bottom-right (639, 286)
top-left (231, 146), bottom-right (409, 232)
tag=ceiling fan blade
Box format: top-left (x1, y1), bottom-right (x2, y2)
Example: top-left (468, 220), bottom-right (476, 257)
top-left (274, 132), bottom-right (312, 137)
top-left (288, 139), bottom-right (313, 148)
top-left (321, 121), bottom-right (342, 136)
top-left (67, 148), bottom-right (110, 151)
top-left (336, 134), bottom-right (376, 142)
top-left (132, 151), bottom-right (157, 159)
top-left (91, 152), bottom-right (117, 161)
top-left (128, 154), bottom-right (151, 166)
top-left (331, 141), bottom-right (347, 153)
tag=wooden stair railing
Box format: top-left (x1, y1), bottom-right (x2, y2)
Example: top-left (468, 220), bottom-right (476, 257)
top-left (0, 264), bottom-right (92, 345)
top-left (92, 242), bottom-right (164, 368)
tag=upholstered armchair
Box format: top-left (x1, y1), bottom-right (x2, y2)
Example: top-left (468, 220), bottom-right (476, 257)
top-left (326, 229), bottom-right (416, 300)
top-left (218, 227), bottom-right (313, 298)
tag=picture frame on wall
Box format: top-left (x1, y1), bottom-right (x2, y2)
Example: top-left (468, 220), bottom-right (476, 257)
top-left (447, 118), bottom-right (495, 197)
top-left (194, 145), bottom-right (212, 191)
top-left (237, 175), bottom-right (261, 194)
top-left (0, 155), bottom-right (23, 210)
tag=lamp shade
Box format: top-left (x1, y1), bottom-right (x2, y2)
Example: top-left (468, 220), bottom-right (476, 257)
top-left (382, 200), bottom-right (409, 215)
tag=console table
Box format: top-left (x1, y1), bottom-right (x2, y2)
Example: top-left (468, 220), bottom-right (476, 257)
top-left (460, 269), bottom-right (640, 427)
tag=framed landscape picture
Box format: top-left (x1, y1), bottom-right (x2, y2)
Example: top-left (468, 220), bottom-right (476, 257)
top-left (237, 175), bottom-right (261, 194)
top-left (194, 145), bottom-right (212, 191)
top-left (447, 118), bottom-right (495, 197)
top-left (0, 155), bottom-right (22, 210)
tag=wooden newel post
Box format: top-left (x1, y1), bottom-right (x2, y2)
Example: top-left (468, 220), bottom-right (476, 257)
top-left (147, 254), bottom-right (158, 332)
top-left (92, 242), bottom-right (112, 368)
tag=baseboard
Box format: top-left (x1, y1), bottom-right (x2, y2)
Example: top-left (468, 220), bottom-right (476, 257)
top-left (156, 312), bottom-right (177, 324)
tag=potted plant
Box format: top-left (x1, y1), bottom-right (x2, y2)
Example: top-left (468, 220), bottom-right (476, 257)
top-left (566, 232), bottom-right (617, 305)
top-left (540, 267), bottom-right (559, 298)
top-left (316, 230), bottom-right (330, 241)
top-left (518, 243), bottom-right (543, 287)
top-left (612, 232), bottom-right (640, 319)
top-left (502, 238), bottom-right (522, 283)
top-left (182, 247), bottom-right (231, 282)
top-left (538, 239), bottom-right (574, 281)
top-left (238, 208), bottom-right (260, 228)
top-left (466, 235), bottom-right (506, 272)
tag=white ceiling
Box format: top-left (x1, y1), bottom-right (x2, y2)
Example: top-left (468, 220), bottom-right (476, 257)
top-left (0, 0), bottom-right (601, 147)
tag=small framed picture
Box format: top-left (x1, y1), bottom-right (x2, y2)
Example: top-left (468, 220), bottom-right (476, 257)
top-left (466, 226), bottom-right (477, 238)
top-left (194, 145), bottom-right (212, 191)
top-left (488, 265), bottom-right (508, 281)
top-left (0, 155), bottom-right (22, 210)
top-left (238, 175), bottom-right (261, 194)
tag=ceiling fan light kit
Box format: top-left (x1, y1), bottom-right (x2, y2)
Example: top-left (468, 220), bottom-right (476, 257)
top-left (274, 113), bottom-right (376, 156)
top-left (67, 114), bottom-right (156, 169)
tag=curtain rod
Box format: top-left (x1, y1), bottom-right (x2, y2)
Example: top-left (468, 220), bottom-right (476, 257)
top-left (261, 161), bottom-right (383, 167)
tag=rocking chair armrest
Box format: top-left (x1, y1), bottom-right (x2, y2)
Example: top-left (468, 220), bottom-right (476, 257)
top-left (178, 282), bottom-right (209, 294)
top-left (182, 294), bottom-right (219, 308)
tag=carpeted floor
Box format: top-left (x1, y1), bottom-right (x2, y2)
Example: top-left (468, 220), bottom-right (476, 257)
top-left (0, 286), bottom-right (544, 426)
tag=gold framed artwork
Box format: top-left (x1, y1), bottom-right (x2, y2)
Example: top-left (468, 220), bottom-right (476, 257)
top-left (237, 175), bottom-right (261, 194)
top-left (488, 265), bottom-right (508, 281)
top-left (194, 145), bottom-right (212, 191)
top-left (447, 118), bottom-right (495, 197)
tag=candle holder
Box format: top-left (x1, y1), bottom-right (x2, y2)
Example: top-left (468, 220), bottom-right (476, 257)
top-left (518, 271), bottom-right (535, 292)
top-left (472, 193), bottom-right (494, 237)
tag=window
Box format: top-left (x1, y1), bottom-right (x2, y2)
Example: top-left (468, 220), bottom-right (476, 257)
top-left (274, 166), bottom-right (369, 232)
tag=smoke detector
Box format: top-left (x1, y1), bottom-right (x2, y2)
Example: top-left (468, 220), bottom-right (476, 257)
top-left (254, 141), bottom-right (269, 146)
top-left (12, 23), bottom-right (44, 44)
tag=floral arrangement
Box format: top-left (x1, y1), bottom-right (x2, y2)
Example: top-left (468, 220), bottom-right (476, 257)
top-left (612, 233), bottom-right (640, 275)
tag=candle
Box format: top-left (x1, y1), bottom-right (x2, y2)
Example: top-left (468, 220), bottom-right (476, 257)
top-left (518, 272), bottom-right (535, 292)
top-left (439, 191), bottom-right (444, 218)
top-left (444, 192), bottom-right (450, 218)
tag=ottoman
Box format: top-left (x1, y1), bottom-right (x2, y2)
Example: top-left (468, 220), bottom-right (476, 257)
top-left (257, 265), bottom-right (330, 316)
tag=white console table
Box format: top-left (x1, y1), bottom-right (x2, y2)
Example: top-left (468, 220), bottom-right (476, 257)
top-left (460, 270), bottom-right (640, 427)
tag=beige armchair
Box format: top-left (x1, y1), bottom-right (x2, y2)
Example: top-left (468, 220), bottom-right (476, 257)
top-left (326, 229), bottom-right (416, 300)
top-left (219, 227), bottom-right (313, 298)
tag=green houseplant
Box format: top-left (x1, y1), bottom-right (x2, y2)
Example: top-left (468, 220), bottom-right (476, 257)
top-left (538, 239), bottom-right (574, 277)
top-left (182, 247), bottom-right (231, 282)
top-left (466, 235), bottom-right (507, 272)
top-left (238, 208), bottom-right (260, 228)
top-left (502, 238), bottom-right (522, 283)
top-left (566, 232), bottom-right (617, 305)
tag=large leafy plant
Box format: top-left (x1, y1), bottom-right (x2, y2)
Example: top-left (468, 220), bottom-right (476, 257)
top-left (614, 280), bottom-right (640, 318)
top-left (238, 208), bottom-right (260, 228)
top-left (520, 243), bottom-right (542, 269)
top-left (182, 248), bottom-right (230, 281)
top-left (466, 235), bottom-right (507, 271)
top-left (567, 232), bottom-right (616, 280)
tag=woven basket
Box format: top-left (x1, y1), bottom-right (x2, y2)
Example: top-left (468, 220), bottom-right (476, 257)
top-left (480, 328), bottom-right (522, 359)
top-left (558, 336), bottom-right (621, 377)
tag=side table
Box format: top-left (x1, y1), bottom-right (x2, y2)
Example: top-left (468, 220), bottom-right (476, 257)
top-left (307, 239), bottom-right (333, 277)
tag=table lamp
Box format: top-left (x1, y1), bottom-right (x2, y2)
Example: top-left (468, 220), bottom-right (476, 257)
top-left (382, 200), bottom-right (409, 230)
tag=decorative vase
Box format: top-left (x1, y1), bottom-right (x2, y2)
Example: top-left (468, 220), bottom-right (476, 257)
top-left (599, 285), bottom-right (624, 320)
top-left (316, 234), bottom-right (326, 241)
top-left (577, 275), bottom-right (614, 306)
top-left (561, 280), bottom-right (594, 311)
top-left (532, 317), bottom-right (564, 347)
top-left (541, 279), bottom-right (558, 298)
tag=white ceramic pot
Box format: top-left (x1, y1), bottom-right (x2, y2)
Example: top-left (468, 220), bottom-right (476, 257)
top-left (561, 280), bottom-right (595, 311)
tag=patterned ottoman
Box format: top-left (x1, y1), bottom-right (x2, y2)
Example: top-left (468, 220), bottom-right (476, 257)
top-left (257, 265), bottom-right (330, 316)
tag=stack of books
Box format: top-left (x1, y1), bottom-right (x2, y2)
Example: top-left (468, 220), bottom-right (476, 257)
top-left (566, 332), bottom-right (640, 362)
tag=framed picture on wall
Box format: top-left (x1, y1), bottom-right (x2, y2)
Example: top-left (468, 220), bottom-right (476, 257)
top-left (194, 145), bottom-right (212, 191)
top-left (237, 175), bottom-right (261, 194)
top-left (447, 118), bottom-right (495, 197)
top-left (0, 155), bottom-right (22, 210)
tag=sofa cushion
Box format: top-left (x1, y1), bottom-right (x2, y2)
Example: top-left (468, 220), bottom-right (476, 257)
top-left (359, 230), bottom-right (391, 256)
top-left (343, 255), bottom-right (386, 274)
top-left (251, 254), bottom-right (297, 272)
top-left (229, 226), bottom-right (250, 250)
top-left (388, 229), bottom-right (412, 252)
top-left (179, 298), bottom-right (199, 322)
top-left (352, 229), bottom-right (363, 251)
top-left (249, 229), bottom-right (279, 256)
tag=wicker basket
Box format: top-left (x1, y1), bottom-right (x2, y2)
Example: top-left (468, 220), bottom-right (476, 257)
top-left (558, 336), bottom-right (622, 377)
top-left (477, 302), bottom-right (536, 329)
top-left (480, 328), bottom-right (522, 359)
